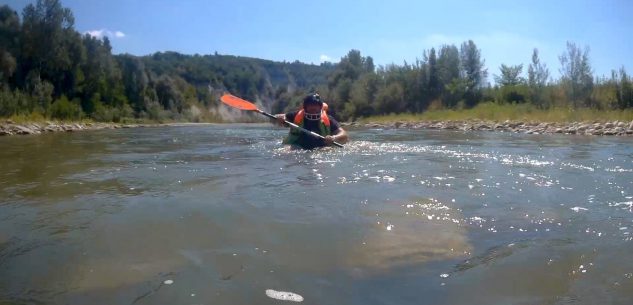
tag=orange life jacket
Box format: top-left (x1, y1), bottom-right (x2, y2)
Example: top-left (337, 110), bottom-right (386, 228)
top-left (283, 108), bottom-right (332, 147)
top-left (293, 109), bottom-right (331, 127)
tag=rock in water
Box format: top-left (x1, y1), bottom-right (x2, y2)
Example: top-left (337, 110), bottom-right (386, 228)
top-left (265, 289), bottom-right (304, 302)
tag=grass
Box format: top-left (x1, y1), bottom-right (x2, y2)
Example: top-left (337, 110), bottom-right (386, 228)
top-left (360, 102), bottom-right (633, 124)
top-left (5, 113), bottom-right (101, 125)
top-left (6, 103), bottom-right (633, 126)
top-left (3, 114), bottom-right (222, 125)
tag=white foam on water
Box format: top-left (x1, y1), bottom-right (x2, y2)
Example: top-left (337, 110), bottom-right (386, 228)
top-left (561, 162), bottom-right (595, 172)
top-left (470, 216), bottom-right (485, 223)
top-left (163, 280), bottom-right (174, 285)
top-left (383, 176), bottom-right (396, 182)
top-left (265, 289), bottom-right (304, 302)
top-left (571, 207), bottom-right (588, 212)
top-left (611, 201), bottom-right (633, 208)
top-left (605, 167), bottom-right (633, 173)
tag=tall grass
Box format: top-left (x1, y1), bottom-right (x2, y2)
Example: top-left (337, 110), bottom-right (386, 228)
top-left (360, 102), bottom-right (633, 123)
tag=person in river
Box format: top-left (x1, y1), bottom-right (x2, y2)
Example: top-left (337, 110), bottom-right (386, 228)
top-left (274, 93), bottom-right (349, 149)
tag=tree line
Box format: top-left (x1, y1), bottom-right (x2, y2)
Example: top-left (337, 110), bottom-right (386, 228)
top-left (322, 43), bottom-right (632, 121)
top-left (0, 0), bottom-right (335, 122)
top-left (1, 0), bottom-right (632, 123)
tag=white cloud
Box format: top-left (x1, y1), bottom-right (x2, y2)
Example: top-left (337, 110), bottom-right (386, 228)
top-left (86, 29), bottom-right (106, 39)
top-left (319, 54), bottom-right (332, 63)
top-left (85, 29), bottom-right (126, 39)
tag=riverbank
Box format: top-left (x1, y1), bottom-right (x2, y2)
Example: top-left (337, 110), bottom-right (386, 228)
top-left (344, 119), bottom-right (633, 136)
top-left (3, 118), bottom-right (633, 137)
top-left (0, 119), bottom-right (149, 136)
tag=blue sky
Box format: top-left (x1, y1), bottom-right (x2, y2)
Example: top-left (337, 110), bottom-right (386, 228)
top-left (5, 0), bottom-right (633, 81)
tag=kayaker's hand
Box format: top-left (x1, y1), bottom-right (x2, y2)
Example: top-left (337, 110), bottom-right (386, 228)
top-left (274, 114), bottom-right (285, 126)
top-left (324, 135), bottom-right (335, 145)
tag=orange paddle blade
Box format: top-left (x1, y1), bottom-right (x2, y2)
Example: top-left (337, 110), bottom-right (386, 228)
top-left (220, 94), bottom-right (259, 111)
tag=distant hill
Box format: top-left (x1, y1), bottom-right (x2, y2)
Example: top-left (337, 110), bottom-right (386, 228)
top-left (130, 51), bottom-right (336, 111)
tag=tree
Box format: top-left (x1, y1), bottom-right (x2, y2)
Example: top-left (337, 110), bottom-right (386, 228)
top-left (427, 48), bottom-right (440, 100)
top-left (0, 50), bottom-right (16, 84)
top-left (21, 0), bottom-right (75, 68)
top-left (437, 44), bottom-right (461, 107)
top-left (20, 0), bottom-right (85, 97)
top-left (437, 45), bottom-right (460, 88)
top-left (494, 64), bottom-right (524, 86)
top-left (345, 73), bottom-right (379, 119)
top-left (0, 5), bottom-right (20, 52)
top-left (559, 41), bottom-right (593, 107)
top-left (527, 48), bottom-right (549, 107)
top-left (614, 67), bottom-right (633, 109)
top-left (118, 55), bottom-right (149, 113)
top-left (328, 50), bottom-right (363, 87)
top-left (494, 64), bottom-right (527, 104)
top-left (25, 71), bottom-right (54, 113)
top-left (0, 5), bottom-right (20, 85)
top-left (375, 82), bottom-right (405, 114)
top-left (460, 40), bottom-right (487, 107)
top-left (328, 49), bottom-right (372, 105)
top-left (155, 74), bottom-right (183, 112)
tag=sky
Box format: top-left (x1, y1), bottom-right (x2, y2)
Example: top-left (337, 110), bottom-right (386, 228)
top-left (4, 0), bottom-right (633, 81)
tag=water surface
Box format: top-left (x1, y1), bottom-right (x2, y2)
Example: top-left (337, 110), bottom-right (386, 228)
top-left (1, 124), bottom-right (633, 304)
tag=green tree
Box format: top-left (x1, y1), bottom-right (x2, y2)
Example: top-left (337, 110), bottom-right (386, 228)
top-left (155, 75), bottom-right (183, 112)
top-left (346, 73), bottom-right (379, 119)
top-left (495, 64), bottom-right (527, 104)
top-left (559, 41), bottom-right (593, 107)
top-left (0, 50), bottom-right (16, 84)
top-left (25, 72), bottom-right (54, 113)
top-left (328, 49), bottom-right (374, 115)
top-left (20, 0), bottom-right (85, 97)
top-left (0, 5), bottom-right (20, 85)
top-left (0, 6), bottom-right (20, 51)
top-left (437, 44), bottom-right (461, 107)
top-left (118, 55), bottom-right (149, 113)
top-left (50, 94), bottom-right (83, 119)
top-left (494, 64), bottom-right (524, 86)
top-left (614, 67), bottom-right (633, 109)
top-left (426, 48), bottom-right (440, 100)
top-left (527, 48), bottom-right (550, 107)
top-left (460, 40), bottom-right (487, 107)
top-left (375, 82), bottom-right (405, 114)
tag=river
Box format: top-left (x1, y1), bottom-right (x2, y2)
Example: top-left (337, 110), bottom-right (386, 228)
top-left (1, 124), bottom-right (632, 305)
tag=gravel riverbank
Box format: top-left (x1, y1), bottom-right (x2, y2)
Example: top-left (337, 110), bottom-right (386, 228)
top-left (0, 120), bottom-right (146, 136)
top-left (344, 120), bottom-right (633, 136)
top-left (3, 119), bottom-right (633, 137)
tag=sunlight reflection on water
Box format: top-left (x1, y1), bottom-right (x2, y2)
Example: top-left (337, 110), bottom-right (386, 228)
top-left (1, 126), bottom-right (632, 304)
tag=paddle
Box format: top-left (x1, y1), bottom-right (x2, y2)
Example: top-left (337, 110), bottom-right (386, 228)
top-left (220, 93), bottom-right (344, 148)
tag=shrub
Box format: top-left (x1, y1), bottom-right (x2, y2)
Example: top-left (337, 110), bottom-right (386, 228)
top-left (50, 95), bottom-right (84, 120)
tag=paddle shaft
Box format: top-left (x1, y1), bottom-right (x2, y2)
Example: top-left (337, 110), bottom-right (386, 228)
top-left (257, 110), bottom-right (344, 148)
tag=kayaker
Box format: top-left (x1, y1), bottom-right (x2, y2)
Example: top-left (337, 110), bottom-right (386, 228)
top-left (274, 93), bottom-right (349, 149)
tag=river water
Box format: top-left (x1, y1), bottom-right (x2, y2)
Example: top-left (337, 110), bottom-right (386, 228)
top-left (1, 124), bottom-right (633, 305)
